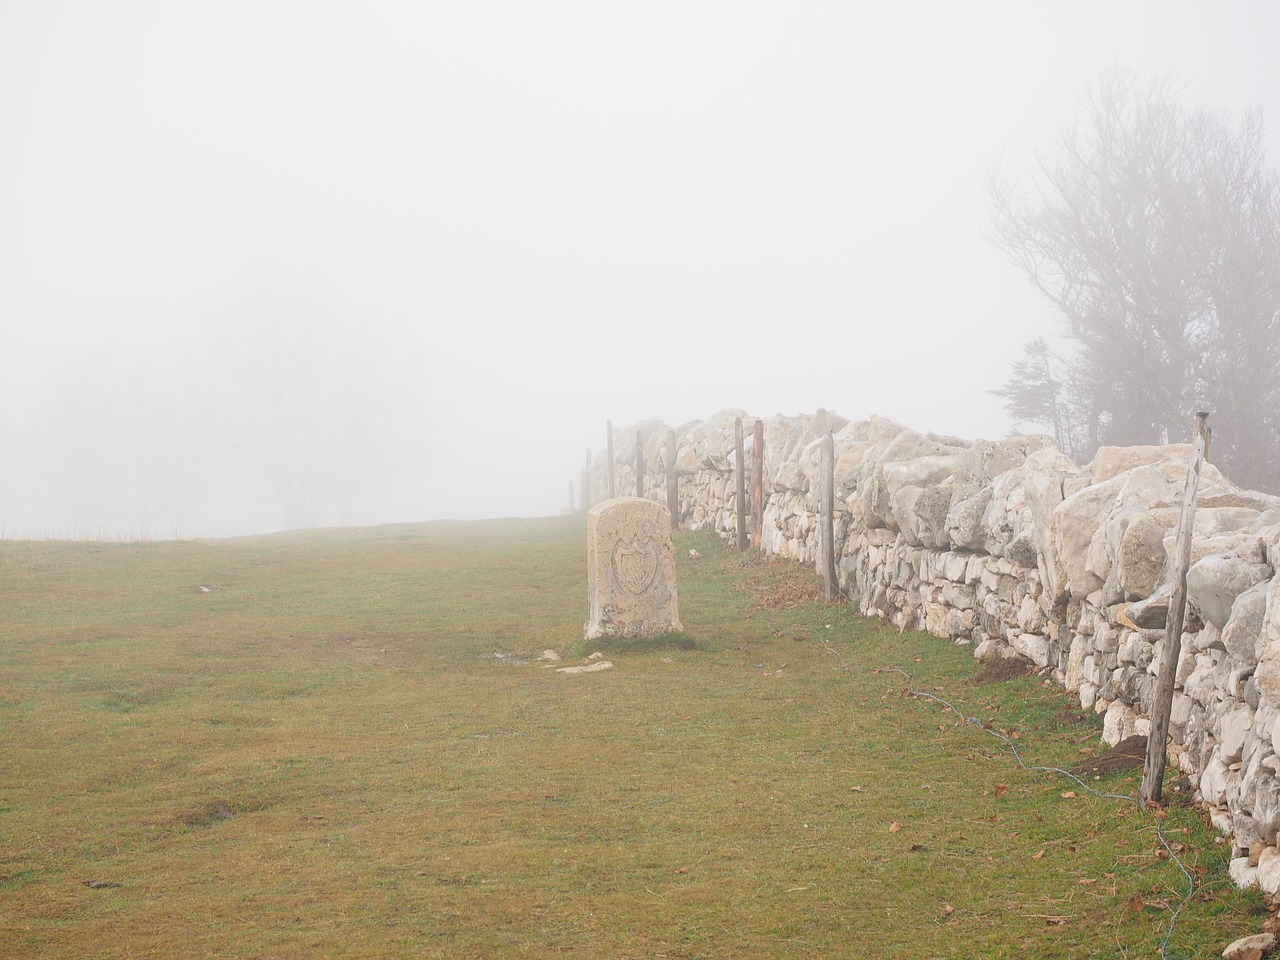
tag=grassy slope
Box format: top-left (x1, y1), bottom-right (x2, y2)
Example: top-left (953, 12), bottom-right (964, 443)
top-left (0, 515), bottom-right (1265, 958)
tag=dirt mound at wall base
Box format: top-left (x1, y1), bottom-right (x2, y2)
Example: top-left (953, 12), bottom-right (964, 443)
top-left (1070, 735), bottom-right (1148, 776)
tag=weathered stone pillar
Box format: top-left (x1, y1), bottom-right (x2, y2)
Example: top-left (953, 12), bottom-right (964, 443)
top-left (585, 497), bottom-right (683, 640)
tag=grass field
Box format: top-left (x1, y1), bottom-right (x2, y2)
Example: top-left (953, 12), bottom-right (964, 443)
top-left (0, 514), bottom-right (1267, 958)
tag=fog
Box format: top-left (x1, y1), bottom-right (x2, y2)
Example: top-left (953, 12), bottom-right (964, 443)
top-left (2, 2), bottom-right (1278, 538)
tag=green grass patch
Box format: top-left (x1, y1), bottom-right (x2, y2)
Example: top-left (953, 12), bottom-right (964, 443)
top-left (0, 516), bottom-right (1265, 958)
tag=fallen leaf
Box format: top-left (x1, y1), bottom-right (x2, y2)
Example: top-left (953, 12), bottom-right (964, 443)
top-left (1060, 791), bottom-right (1077, 799)
top-left (1031, 849), bottom-right (1045, 860)
top-left (851, 785), bottom-right (863, 792)
top-left (943, 904), bottom-right (955, 916)
top-left (1078, 878), bottom-right (1097, 886)
top-left (1078, 747), bottom-right (1095, 755)
top-left (673, 867), bottom-right (689, 874)
top-left (994, 783), bottom-right (1009, 797)
top-left (1145, 898), bottom-right (1171, 911)
top-left (910, 843), bottom-right (925, 852)
top-left (889, 821), bottom-right (901, 833)
top-left (1127, 893), bottom-right (1145, 912)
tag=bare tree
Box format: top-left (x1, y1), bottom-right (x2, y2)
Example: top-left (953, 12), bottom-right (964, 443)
top-left (990, 71), bottom-right (1280, 491)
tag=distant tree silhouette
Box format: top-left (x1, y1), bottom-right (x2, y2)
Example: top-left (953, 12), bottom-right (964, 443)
top-left (990, 71), bottom-right (1280, 492)
top-left (209, 287), bottom-right (424, 530)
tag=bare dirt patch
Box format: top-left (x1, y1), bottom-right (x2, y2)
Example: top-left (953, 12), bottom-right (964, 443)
top-left (969, 657), bottom-right (1035, 685)
top-left (1069, 735), bottom-right (1147, 777)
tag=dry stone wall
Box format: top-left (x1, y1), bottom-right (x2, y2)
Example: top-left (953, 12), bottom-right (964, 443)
top-left (590, 409), bottom-right (1280, 894)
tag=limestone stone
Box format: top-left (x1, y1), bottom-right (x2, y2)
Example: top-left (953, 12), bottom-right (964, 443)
top-left (1102, 701), bottom-right (1138, 747)
top-left (1116, 512), bottom-right (1171, 600)
top-left (1188, 553), bottom-right (1273, 631)
top-left (863, 429), bottom-right (963, 529)
top-left (1259, 846), bottom-right (1280, 898)
top-left (1065, 635), bottom-right (1088, 692)
top-left (1222, 932), bottom-right (1276, 960)
top-left (556, 661), bottom-right (615, 675)
top-left (1202, 756), bottom-right (1231, 807)
top-left (1221, 704), bottom-right (1255, 764)
top-left (584, 498), bottom-right (683, 640)
top-left (1171, 693), bottom-right (1194, 729)
top-left (1223, 580), bottom-right (1271, 667)
top-left (1229, 856), bottom-right (1259, 890)
top-left (1051, 472), bottom-right (1129, 601)
top-left (946, 487), bottom-right (991, 552)
top-left (1012, 632), bottom-right (1050, 667)
top-left (1088, 443), bottom-right (1193, 483)
top-left (1124, 584), bottom-right (1172, 629)
top-left (1254, 577), bottom-right (1280, 704)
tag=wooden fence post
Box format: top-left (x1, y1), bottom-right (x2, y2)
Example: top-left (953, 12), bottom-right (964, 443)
top-left (735, 418), bottom-right (747, 551)
top-left (666, 429), bottom-right (679, 528)
top-left (752, 419), bottom-right (765, 550)
top-left (606, 421), bottom-right (615, 499)
top-left (635, 430), bottom-right (645, 498)
top-left (1141, 411), bottom-right (1210, 805)
top-left (821, 432), bottom-right (836, 600)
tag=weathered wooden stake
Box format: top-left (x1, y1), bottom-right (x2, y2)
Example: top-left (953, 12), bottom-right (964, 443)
top-left (1140, 411), bottom-right (1210, 806)
top-left (821, 432), bottom-right (836, 600)
top-left (735, 418), bottom-right (747, 551)
top-left (635, 430), bottom-right (645, 498)
top-left (752, 419), bottom-right (765, 550)
top-left (1204, 426), bottom-right (1213, 464)
top-left (606, 421), bottom-right (616, 499)
top-left (665, 429), bottom-right (679, 529)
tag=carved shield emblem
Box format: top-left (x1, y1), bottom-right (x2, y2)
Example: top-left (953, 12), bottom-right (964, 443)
top-left (611, 534), bottom-right (660, 595)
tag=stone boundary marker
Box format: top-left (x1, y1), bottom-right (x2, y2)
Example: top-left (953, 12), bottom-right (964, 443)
top-left (584, 497), bottom-right (683, 640)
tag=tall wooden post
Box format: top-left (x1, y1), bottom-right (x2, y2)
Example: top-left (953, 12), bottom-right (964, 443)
top-left (735, 417), bottom-right (747, 552)
top-left (665, 429), bottom-right (679, 528)
top-left (1141, 412), bottom-right (1210, 805)
top-left (635, 430), bottom-right (645, 499)
top-left (752, 419), bottom-right (765, 550)
top-left (820, 432), bottom-right (836, 600)
top-left (583, 449), bottom-right (592, 508)
top-left (1204, 426), bottom-right (1213, 464)
top-left (606, 421), bottom-right (615, 499)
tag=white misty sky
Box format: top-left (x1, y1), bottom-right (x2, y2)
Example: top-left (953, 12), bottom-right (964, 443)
top-left (2, 1), bottom-right (1278, 536)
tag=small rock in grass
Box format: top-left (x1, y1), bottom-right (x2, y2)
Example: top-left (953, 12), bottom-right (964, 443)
top-left (1223, 932), bottom-right (1277, 959)
top-left (556, 661), bottom-right (614, 675)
